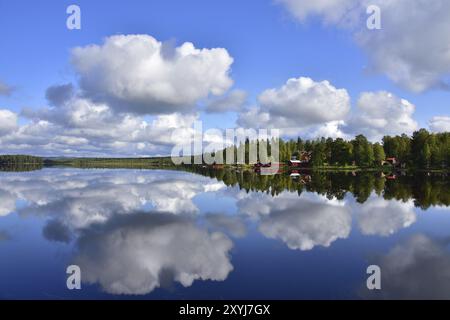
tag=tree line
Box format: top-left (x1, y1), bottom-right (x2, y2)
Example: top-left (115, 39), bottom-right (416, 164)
top-left (0, 155), bottom-right (43, 166)
top-left (210, 129), bottom-right (449, 168)
top-left (0, 155), bottom-right (44, 171)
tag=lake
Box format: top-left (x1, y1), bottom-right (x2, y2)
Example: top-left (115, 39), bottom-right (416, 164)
top-left (0, 167), bottom-right (449, 299)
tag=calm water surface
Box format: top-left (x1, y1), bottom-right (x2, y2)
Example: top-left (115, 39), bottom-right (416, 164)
top-left (0, 168), bottom-right (449, 299)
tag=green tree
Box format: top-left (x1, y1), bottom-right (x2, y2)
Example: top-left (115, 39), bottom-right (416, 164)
top-left (373, 142), bottom-right (386, 166)
top-left (422, 142), bottom-right (431, 168)
top-left (412, 129), bottom-right (430, 167)
top-left (312, 141), bottom-right (326, 167)
top-left (352, 135), bottom-right (373, 166)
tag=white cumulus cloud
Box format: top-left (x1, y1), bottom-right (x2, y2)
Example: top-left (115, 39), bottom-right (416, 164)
top-left (237, 77), bottom-right (350, 138)
top-left (0, 109), bottom-right (18, 136)
top-left (279, 0), bottom-right (450, 92)
top-left (355, 197), bottom-right (416, 236)
top-left (345, 91), bottom-right (418, 141)
top-left (3, 97), bottom-right (199, 157)
top-left (74, 213), bottom-right (234, 295)
top-left (238, 192), bottom-right (351, 250)
top-left (72, 35), bottom-right (234, 114)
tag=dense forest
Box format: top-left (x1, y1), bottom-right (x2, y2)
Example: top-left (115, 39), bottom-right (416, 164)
top-left (0, 155), bottom-right (44, 171)
top-left (209, 129), bottom-right (450, 169)
top-left (0, 155), bottom-right (43, 165)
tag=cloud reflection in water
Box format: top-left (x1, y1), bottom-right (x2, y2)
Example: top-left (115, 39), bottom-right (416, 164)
top-left (0, 168), bottom-right (441, 297)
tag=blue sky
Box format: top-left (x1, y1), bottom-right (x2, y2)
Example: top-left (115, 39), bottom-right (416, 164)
top-left (0, 0), bottom-right (449, 156)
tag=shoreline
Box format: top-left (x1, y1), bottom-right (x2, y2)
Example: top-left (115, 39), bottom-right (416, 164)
top-left (0, 155), bottom-right (448, 173)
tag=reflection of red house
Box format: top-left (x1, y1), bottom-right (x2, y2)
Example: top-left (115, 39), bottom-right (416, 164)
top-left (290, 170), bottom-right (300, 177)
top-left (260, 163), bottom-right (280, 175)
top-left (254, 161), bottom-right (272, 168)
top-left (289, 171), bottom-right (311, 184)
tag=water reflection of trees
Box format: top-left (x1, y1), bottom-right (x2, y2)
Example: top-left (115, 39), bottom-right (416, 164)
top-left (186, 166), bottom-right (450, 209)
top-left (0, 163), bottom-right (43, 172)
